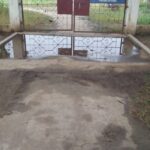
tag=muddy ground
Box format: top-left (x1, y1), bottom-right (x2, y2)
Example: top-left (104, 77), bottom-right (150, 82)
top-left (0, 59), bottom-right (149, 150)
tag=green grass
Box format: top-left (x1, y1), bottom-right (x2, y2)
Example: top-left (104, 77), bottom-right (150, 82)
top-left (138, 2), bottom-right (150, 25)
top-left (23, 0), bottom-right (55, 4)
top-left (0, 6), bottom-right (9, 25)
top-left (89, 4), bottom-right (124, 24)
top-left (0, 7), bottom-right (51, 26)
top-left (88, 4), bottom-right (125, 32)
top-left (24, 10), bottom-right (51, 27)
top-left (132, 73), bottom-right (150, 128)
top-left (90, 3), bottom-right (150, 26)
top-left (1, 0), bottom-right (55, 4)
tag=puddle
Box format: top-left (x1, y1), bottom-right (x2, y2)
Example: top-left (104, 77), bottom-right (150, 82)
top-left (0, 34), bottom-right (149, 62)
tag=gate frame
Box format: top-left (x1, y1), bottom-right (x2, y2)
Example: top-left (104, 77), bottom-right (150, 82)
top-left (8, 0), bottom-right (140, 34)
top-left (22, 0), bottom-right (128, 33)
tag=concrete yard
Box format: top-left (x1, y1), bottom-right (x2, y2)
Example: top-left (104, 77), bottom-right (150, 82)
top-left (0, 58), bottom-right (150, 150)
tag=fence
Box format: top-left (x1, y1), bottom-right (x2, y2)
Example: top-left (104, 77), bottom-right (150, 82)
top-left (22, 0), bottom-right (126, 33)
top-left (0, 0), bottom-right (150, 33)
top-left (23, 0), bottom-right (69, 31)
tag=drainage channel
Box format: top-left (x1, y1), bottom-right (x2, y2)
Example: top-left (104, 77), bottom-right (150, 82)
top-left (0, 32), bottom-right (149, 62)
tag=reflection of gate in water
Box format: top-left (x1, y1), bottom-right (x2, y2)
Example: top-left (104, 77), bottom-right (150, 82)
top-left (23, 0), bottom-right (127, 33)
top-left (5, 34), bottom-right (126, 61)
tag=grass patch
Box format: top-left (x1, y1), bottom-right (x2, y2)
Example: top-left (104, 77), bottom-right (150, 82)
top-left (0, 5), bottom-right (9, 25)
top-left (90, 3), bottom-right (150, 26)
top-left (24, 10), bottom-right (51, 27)
top-left (0, 7), bottom-right (51, 27)
top-left (23, 0), bottom-right (55, 4)
top-left (1, 0), bottom-right (55, 4)
top-left (132, 73), bottom-right (150, 128)
top-left (138, 2), bottom-right (150, 25)
top-left (23, 0), bottom-right (56, 7)
top-left (89, 4), bottom-right (124, 32)
top-left (89, 4), bottom-right (124, 24)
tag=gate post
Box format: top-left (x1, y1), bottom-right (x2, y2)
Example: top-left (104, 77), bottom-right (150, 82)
top-left (8, 0), bottom-right (24, 31)
top-left (124, 0), bottom-right (140, 34)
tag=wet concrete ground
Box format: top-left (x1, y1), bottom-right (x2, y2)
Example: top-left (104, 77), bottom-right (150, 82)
top-left (0, 58), bottom-right (150, 150)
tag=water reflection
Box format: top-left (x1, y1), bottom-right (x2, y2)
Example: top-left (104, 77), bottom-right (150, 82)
top-left (3, 34), bottom-right (144, 62)
top-left (5, 41), bottom-right (14, 58)
top-left (26, 35), bottom-right (71, 58)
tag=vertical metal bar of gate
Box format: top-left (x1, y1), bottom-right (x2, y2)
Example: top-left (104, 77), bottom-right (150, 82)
top-left (71, 36), bottom-right (75, 56)
top-left (122, 0), bottom-right (127, 33)
top-left (72, 0), bottom-right (75, 31)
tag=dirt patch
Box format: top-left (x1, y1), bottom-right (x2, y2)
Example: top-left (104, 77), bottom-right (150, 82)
top-left (131, 72), bottom-right (150, 127)
top-left (69, 70), bottom-right (147, 96)
top-left (0, 67), bottom-right (149, 118)
top-left (0, 66), bottom-right (150, 150)
top-left (96, 124), bottom-right (128, 150)
top-left (0, 69), bottom-right (44, 117)
top-left (136, 26), bottom-right (150, 35)
top-left (0, 70), bottom-right (31, 117)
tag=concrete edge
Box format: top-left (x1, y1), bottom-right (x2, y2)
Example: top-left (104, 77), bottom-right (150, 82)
top-left (0, 32), bottom-right (18, 46)
top-left (127, 34), bottom-right (150, 55)
top-left (17, 31), bottom-right (126, 38)
top-left (0, 58), bottom-right (149, 72)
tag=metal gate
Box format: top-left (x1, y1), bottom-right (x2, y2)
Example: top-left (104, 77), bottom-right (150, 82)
top-left (23, 0), bottom-right (127, 33)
